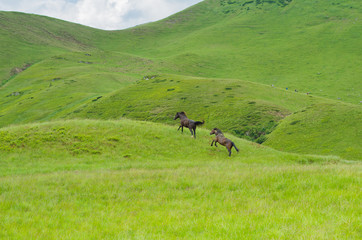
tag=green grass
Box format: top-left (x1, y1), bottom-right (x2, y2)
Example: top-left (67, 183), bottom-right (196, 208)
top-left (1, 1), bottom-right (361, 238)
top-left (1, 0), bottom-right (361, 159)
top-left (95, 0), bottom-right (362, 104)
top-left (264, 101), bottom-right (362, 160)
top-left (0, 51), bottom-right (157, 127)
top-left (2, 0), bottom-right (362, 103)
top-left (66, 74), bottom-right (361, 160)
top-left (0, 119), bottom-right (361, 239)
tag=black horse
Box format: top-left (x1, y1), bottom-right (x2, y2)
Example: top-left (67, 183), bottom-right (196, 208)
top-left (174, 111), bottom-right (204, 139)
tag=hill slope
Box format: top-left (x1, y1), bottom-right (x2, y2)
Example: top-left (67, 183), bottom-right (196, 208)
top-left (66, 74), bottom-right (361, 160)
top-left (1, 0), bottom-right (361, 103)
top-left (96, 0), bottom-right (362, 104)
top-left (0, 11), bottom-right (99, 83)
top-left (0, 0), bottom-right (361, 159)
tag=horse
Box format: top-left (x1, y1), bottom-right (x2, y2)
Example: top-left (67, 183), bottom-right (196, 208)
top-left (210, 128), bottom-right (239, 156)
top-left (173, 111), bottom-right (204, 139)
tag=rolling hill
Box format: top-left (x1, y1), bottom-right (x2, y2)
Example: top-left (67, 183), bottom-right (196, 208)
top-left (1, 0), bottom-right (362, 238)
top-left (0, 0), bottom-right (361, 160)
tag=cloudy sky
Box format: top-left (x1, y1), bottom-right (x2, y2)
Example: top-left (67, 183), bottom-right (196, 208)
top-left (0, 0), bottom-right (203, 30)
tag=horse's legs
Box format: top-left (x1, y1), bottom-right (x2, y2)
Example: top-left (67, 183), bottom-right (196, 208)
top-left (177, 125), bottom-right (182, 131)
top-left (193, 127), bottom-right (196, 139)
top-left (228, 147), bottom-right (232, 156)
top-left (211, 140), bottom-right (215, 146)
top-left (189, 128), bottom-right (194, 137)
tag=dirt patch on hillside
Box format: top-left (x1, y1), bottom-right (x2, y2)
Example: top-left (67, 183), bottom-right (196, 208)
top-left (10, 63), bottom-right (32, 76)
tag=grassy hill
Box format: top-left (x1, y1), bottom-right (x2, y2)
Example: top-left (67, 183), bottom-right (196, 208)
top-left (265, 101), bottom-right (362, 159)
top-left (1, 1), bottom-right (362, 238)
top-left (65, 74), bottom-right (361, 160)
top-left (1, 0), bottom-right (362, 103)
top-left (95, 0), bottom-right (362, 104)
top-left (0, 11), bottom-right (99, 84)
top-left (0, 119), bottom-right (361, 239)
top-left (0, 1), bottom-right (361, 158)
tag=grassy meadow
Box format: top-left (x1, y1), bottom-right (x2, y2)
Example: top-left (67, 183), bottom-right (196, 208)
top-left (1, 0), bottom-right (362, 238)
top-left (0, 119), bottom-right (361, 239)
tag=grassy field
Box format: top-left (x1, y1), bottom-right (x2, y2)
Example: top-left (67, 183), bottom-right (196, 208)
top-left (0, 119), bottom-right (361, 239)
top-left (0, 1), bottom-right (361, 238)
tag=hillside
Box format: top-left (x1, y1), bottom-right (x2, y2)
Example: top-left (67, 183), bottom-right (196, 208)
top-left (65, 74), bottom-right (361, 160)
top-left (1, 0), bottom-right (361, 103)
top-left (1, 2), bottom-right (361, 238)
top-left (0, 11), bottom-right (99, 84)
top-left (0, 0), bottom-right (361, 160)
top-left (96, 0), bottom-right (362, 104)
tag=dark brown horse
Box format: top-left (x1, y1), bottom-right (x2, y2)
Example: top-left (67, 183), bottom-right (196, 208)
top-left (174, 111), bottom-right (204, 139)
top-left (210, 128), bottom-right (239, 156)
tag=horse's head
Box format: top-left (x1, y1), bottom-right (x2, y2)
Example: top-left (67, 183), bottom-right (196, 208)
top-left (210, 128), bottom-right (219, 135)
top-left (174, 111), bottom-right (186, 120)
top-left (174, 112), bottom-right (180, 120)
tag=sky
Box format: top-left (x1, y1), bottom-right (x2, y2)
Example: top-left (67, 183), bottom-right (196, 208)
top-left (0, 0), bottom-right (203, 30)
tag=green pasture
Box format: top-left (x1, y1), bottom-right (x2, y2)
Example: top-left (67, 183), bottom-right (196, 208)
top-left (0, 119), bottom-right (361, 239)
top-left (0, 1), bottom-right (361, 237)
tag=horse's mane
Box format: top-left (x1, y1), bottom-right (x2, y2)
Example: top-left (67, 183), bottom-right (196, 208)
top-left (213, 128), bottom-right (223, 135)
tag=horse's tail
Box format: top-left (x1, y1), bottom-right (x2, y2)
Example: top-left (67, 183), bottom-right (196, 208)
top-left (232, 142), bottom-right (239, 152)
top-left (195, 120), bottom-right (205, 126)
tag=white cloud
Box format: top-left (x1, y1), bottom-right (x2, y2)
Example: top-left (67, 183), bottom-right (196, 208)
top-left (0, 0), bottom-right (203, 30)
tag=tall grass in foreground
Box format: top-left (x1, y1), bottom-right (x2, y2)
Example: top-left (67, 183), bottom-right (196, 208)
top-left (0, 119), bottom-right (361, 239)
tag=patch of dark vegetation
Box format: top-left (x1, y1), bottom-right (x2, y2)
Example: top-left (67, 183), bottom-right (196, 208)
top-left (78, 61), bottom-right (93, 64)
top-left (225, 87), bottom-right (232, 90)
top-left (107, 136), bottom-right (120, 142)
top-left (92, 96), bottom-right (103, 102)
top-left (227, 95), bottom-right (234, 98)
top-left (64, 80), bottom-right (77, 85)
top-left (233, 120), bottom-right (278, 143)
top-left (52, 77), bottom-right (61, 81)
top-left (195, 86), bottom-right (200, 88)
top-left (152, 79), bottom-right (167, 83)
top-left (204, 105), bottom-right (209, 108)
top-left (220, 0), bottom-right (292, 14)
top-left (248, 101), bottom-right (256, 104)
top-left (167, 88), bottom-right (175, 91)
top-left (290, 120), bottom-right (301, 125)
top-left (52, 56), bottom-right (65, 60)
top-left (180, 97), bottom-right (187, 101)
